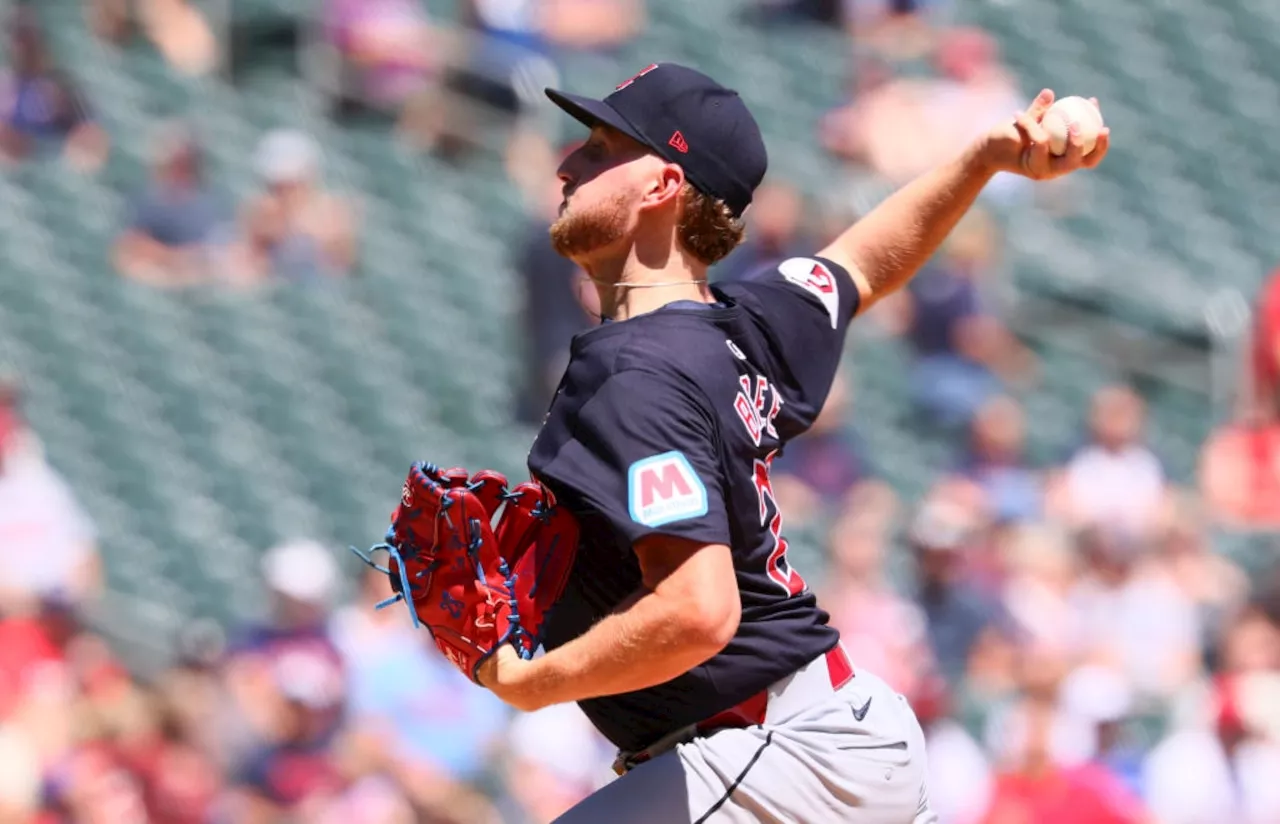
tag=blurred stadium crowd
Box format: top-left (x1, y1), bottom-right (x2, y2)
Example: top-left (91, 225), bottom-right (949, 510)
top-left (2, 0), bottom-right (1280, 822)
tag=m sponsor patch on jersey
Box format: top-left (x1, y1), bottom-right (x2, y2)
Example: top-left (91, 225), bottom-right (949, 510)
top-left (627, 451), bottom-right (708, 527)
top-left (778, 257), bottom-right (840, 330)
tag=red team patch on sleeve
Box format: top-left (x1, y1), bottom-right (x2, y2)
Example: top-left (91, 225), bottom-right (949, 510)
top-left (778, 258), bottom-right (840, 330)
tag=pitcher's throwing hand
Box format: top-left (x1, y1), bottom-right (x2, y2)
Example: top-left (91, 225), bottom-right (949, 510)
top-left (986, 88), bottom-right (1111, 180)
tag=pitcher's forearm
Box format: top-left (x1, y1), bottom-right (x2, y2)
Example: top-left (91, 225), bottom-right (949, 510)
top-left (821, 143), bottom-right (996, 313)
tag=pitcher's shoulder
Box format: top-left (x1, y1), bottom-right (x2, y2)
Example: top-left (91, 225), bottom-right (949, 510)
top-left (716, 255), bottom-right (856, 331)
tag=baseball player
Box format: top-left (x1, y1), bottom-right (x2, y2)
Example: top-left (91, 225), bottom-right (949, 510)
top-left (366, 63), bottom-right (1108, 823)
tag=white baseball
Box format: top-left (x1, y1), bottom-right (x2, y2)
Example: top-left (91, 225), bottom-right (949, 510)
top-left (1041, 96), bottom-right (1104, 157)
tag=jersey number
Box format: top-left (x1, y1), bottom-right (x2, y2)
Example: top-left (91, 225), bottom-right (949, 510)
top-left (752, 450), bottom-right (806, 597)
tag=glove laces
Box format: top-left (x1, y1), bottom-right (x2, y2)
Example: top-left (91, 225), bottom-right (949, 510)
top-left (348, 474), bottom-right (541, 652)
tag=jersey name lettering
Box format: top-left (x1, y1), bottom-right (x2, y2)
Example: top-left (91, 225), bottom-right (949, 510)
top-left (734, 375), bottom-right (783, 447)
top-left (628, 451), bottom-right (708, 527)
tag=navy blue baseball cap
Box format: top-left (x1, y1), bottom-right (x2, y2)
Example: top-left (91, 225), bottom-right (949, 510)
top-left (546, 63), bottom-right (768, 218)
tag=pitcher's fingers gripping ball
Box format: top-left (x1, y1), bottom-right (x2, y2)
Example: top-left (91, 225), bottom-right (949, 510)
top-left (1041, 95), bottom-right (1105, 157)
top-left (351, 462), bottom-right (579, 680)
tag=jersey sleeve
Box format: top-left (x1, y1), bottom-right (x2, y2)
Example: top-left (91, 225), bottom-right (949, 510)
top-left (731, 255), bottom-right (860, 419)
top-left (536, 368), bottom-right (730, 548)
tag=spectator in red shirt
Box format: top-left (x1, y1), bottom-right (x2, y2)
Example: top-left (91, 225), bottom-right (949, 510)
top-left (1201, 269), bottom-right (1280, 527)
top-left (982, 695), bottom-right (1151, 824)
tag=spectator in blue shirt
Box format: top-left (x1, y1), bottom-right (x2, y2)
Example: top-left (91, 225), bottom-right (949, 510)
top-left (909, 494), bottom-right (1007, 683)
top-left (113, 121), bottom-right (232, 287)
top-left (955, 394), bottom-right (1043, 525)
top-left (879, 208), bottom-right (1035, 429)
top-left (0, 5), bottom-right (108, 171)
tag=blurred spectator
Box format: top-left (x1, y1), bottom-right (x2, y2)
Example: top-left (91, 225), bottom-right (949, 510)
top-left (1155, 506), bottom-right (1249, 663)
top-left (1059, 664), bottom-right (1145, 799)
top-left (0, 5), bottom-right (109, 171)
top-left (113, 121), bottom-right (232, 287)
top-left (86, 0), bottom-right (216, 76)
top-left (234, 130), bottom-right (359, 282)
top-left (430, 0), bottom-right (641, 158)
top-left (0, 378), bottom-right (39, 464)
top-left (1143, 672), bottom-right (1280, 824)
top-left (108, 688), bottom-right (222, 824)
top-left (222, 540), bottom-right (346, 774)
top-left (714, 182), bottom-right (815, 282)
top-left (910, 494), bottom-right (1005, 683)
top-left (1069, 526), bottom-right (1202, 702)
top-left (1201, 269), bottom-right (1280, 525)
top-left (983, 641), bottom-right (1094, 769)
top-left (821, 28), bottom-right (1024, 201)
top-left (0, 600), bottom-right (162, 823)
top-left (772, 372), bottom-right (879, 526)
top-left (1000, 524), bottom-right (1080, 657)
top-left (745, 0), bottom-right (841, 26)
top-left (1248, 265), bottom-right (1280, 418)
top-left (228, 666), bottom-right (348, 823)
top-left (330, 567), bottom-right (509, 815)
top-left (1047, 386), bottom-right (1167, 539)
top-left (426, 1), bottom-right (557, 158)
top-left (498, 704), bottom-right (615, 823)
top-left (842, 0), bottom-right (939, 61)
top-left (0, 605), bottom-right (70, 751)
top-left (1217, 604), bottom-right (1280, 675)
top-left (911, 672), bottom-right (994, 824)
top-left (0, 384), bottom-right (101, 615)
top-left (302, 771), bottom-right (418, 824)
top-left (511, 136), bottom-right (598, 423)
top-left (1201, 297), bottom-right (1280, 529)
top-left (878, 209), bottom-right (1033, 430)
top-left (0, 720), bottom-right (41, 819)
top-left (953, 396), bottom-right (1042, 525)
top-left (539, 0), bottom-right (647, 52)
top-left (323, 0), bottom-right (440, 121)
top-left (41, 741), bottom-right (152, 824)
top-left (981, 692), bottom-right (1148, 824)
top-left (820, 497), bottom-right (930, 696)
top-left (153, 619), bottom-right (228, 767)
top-left (464, 0), bottom-right (644, 55)
top-left (1200, 419), bottom-right (1280, 529)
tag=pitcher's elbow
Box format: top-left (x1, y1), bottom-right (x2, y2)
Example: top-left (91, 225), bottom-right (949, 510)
top-left (687, 595), bottom-right (740, 652)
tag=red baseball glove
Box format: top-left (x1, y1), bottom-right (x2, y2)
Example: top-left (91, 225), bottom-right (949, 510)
top-left (351, 463), bottom-right (579, 682)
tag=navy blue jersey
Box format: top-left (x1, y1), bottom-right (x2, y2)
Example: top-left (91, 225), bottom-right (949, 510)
top-left (527, 255), bottom-right (860, 752)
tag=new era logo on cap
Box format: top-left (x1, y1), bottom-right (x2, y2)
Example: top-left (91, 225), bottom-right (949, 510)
top-left (668, 131), bottom-right (688, 153)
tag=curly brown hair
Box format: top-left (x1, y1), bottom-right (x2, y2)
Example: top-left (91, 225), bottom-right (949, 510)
top-left (677, 184), bottom-right (746, 266)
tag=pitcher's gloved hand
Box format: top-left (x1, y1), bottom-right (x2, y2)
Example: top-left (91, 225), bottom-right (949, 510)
top-left (352, 463), bottom-right (579, 682)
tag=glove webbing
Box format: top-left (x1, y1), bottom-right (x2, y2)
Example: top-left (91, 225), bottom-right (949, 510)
top-left (348, 474), bottom-right (552, 658)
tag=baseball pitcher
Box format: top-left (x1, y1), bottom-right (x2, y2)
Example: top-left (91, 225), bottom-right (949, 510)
top-left (354, 63), bottom-right (1108, 823)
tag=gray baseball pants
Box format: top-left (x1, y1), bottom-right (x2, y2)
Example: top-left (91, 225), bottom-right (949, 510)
top-left (553, 660), bottom-right (937, 823)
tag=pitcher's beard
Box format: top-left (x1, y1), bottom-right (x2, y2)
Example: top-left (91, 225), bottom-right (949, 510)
top-left (549, 193), bottom-right (630, 260)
